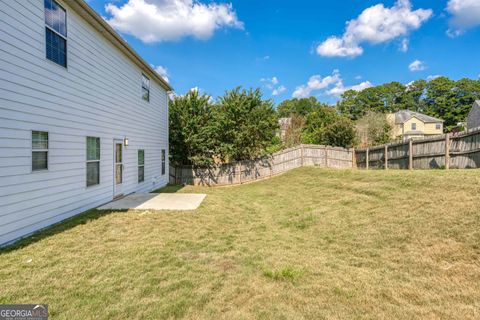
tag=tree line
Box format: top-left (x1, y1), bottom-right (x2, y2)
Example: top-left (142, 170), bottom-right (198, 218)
top-left (337, 77), bottom-right (480, 130)
top-left (170, 77), bottom-right (480, 166)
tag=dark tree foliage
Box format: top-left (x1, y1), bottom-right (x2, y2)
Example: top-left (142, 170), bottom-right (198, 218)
top-left (337, 77), bottom-right (480, 131)
top-left (169, 90), bottom-right (217, 166)
top-left (277, 97), bottom-right (324, 117)
top-left (298, 106), bottom-right (356, 148)
top-left (322, 118), bottom-right (357, 148)
top-left (169, 88), bottom-right (279, 166)
top-left (214, 87), bottom-right (279, 162)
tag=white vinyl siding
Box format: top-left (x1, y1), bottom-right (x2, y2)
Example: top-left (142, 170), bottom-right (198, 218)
top-left (0, 0), bottom-right (169, 246)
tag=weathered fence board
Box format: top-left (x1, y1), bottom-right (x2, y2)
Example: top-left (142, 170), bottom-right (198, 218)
top-left (355, 128), bottom-right (480, 170)
top-left (170, 145), bottom-right (354, 186)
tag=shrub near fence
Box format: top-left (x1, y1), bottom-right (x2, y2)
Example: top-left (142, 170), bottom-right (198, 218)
top-left (170, 145), bottom-right (354, 186)
top-left (355, 128), bottom-right (480, 170)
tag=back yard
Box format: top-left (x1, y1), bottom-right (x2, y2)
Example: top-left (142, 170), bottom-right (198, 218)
top-left (1, 168), bottom-right (479, 319)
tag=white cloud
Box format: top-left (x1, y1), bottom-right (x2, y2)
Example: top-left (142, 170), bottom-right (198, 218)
top-left (427, 75), bottom-right (442, 81)
top-left (272, 86), bottom-right (286, 96)
top-left (292, 70), bottom-right (342, 98)
top-left (316, 37), bottom-right (363, 58)
top-left (446, 0), bottom-right (480, 36)
top-left (316, 0), bottom-right (432, 58)
top-left (409, 60), bottom-right (426, 71)
top-left (292, 70), bottom-right (372, 98)
top-left (261, 77), bottom-right (286, 96)
top-left (105, 0), bottom-right (243, 43)
top-left (400, 38), bottom-right (409, 52)
top-left (153, 65), bottom-right (169, 82)
top-left (326, 81), bottom-right (373, 97)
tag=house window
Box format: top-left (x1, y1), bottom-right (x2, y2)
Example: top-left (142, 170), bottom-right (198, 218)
top-left (142, 74), bottom-right (150, 102)
top-left (436, 123), bottom-right (442, 130)
top-left (32, 131), bottom-right (48, 171)
top-left (411, 123), bottom-right (417, 130)
top-left (161, 149), bottom-right (166, 175)
top-left (138, 150), bottom-right (145, 183)
top-left (45, 0), bottom-right (67, 67)
top-left (86, 137), bottom-right (100, 187)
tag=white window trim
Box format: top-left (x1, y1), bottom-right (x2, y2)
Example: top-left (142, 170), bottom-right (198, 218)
top-left (138, 149), bottom-right (145, 183)
top-left (31, 130), bottom-right (49, 173)
top-left (161, 149), bottom-right (166, 175)
top-left (142, 73), bottom-right (150, 102)
top-left (44, 0), bottom-right (68, 68)
top-left (86, 137), bottom-right (101, 188)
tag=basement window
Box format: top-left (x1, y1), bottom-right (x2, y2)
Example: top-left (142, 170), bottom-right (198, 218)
top-left (45, 0), bottom-right (67, 67)
top-left (32, 131), bottom-right (48, 171)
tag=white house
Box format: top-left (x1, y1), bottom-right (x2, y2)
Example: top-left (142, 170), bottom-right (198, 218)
top-left (0, 0), bottom-right (172, 245)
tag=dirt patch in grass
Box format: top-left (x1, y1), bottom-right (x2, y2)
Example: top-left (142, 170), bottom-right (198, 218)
top-left (1, 168), bottom-right (480, 319)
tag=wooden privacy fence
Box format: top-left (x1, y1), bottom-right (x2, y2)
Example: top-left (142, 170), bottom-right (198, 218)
top-left (170, 145), bottom-right (354, 186)
top-left (355, 128), bottom-right (480, 170)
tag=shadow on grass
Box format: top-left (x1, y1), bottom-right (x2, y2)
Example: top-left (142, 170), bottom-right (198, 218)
top-left (153, 184), bottom-right (185, 193)
top-left (0, 208), bottom-right (127, 254)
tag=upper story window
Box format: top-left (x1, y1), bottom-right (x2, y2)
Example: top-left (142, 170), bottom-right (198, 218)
top-left (411, 123), bottom-right (417, 130)
top-left (436, 123), bottom-right (442, 130)
top-left (142, 74), bottom-right (150, 102)
top-left (44, 0), bottom-right (67, 67)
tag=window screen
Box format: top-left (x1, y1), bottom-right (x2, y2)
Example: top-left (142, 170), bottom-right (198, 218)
top-left (32, 131), bottom-right (48, 171)
top-left (86, 137), bottom-right (100, 187)
top-left (161, 149), bottom-right (166, 175)
top-left (138, 150), bottom-right (145, 183)
top-left (142, 74), bottom-right (150, 102)
top-left (45, 0), bottom-right (67, 67)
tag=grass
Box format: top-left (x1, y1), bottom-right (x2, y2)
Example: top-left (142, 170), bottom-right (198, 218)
top-left (1, 167), bottom-right (480, 319)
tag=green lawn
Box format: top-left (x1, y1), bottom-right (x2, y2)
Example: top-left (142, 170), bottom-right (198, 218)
top-left (1, 168), bottom-right (480, 319)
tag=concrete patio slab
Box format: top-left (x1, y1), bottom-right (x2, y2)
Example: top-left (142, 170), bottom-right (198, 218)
top-left (98, 193), bottom-right (206, 211)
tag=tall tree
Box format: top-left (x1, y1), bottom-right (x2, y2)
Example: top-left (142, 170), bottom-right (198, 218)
top-left (214, 87), bottom-right (279, 162)
top-left (277, 97), bottom-right (323, 117)
top-left (169, 90), bottom-right (217, 166)
top-left (337, 76), bottom-right (480, 131)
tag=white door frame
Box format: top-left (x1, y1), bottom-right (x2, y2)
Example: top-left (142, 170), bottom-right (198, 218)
top-left (113, 139), bottom-right (124, 198)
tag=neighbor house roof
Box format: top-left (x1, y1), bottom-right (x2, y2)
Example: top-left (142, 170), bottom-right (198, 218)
top-left (68, 0), bottom-right (173, 92)
top-left (394, 110), bottom-right (444, 124)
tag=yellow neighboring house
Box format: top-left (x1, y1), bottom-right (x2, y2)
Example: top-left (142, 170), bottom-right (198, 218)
top-left (387, 110), bottom-right (444, 140)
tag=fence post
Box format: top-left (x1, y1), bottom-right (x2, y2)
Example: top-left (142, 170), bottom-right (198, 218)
top-left (409, 139), bottom-right (413, 170)
top-left (238, 162), bottom-right (242, 184)
top-left (324, 146), bottom-right (328, 168)
top-left (352, 148), bottom-right (356, 169)
top-left (300, 145), bottom-right (304, 167)
top-left (384, 145), bottom-right (388, 170)
top-left (366, 148), bottom-right (369, 170)
top-left (445, 133), bottom-right (450, 170)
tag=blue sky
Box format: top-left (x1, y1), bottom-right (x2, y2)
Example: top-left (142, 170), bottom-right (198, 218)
top-left (87, 0), bottom-right (480, 104)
